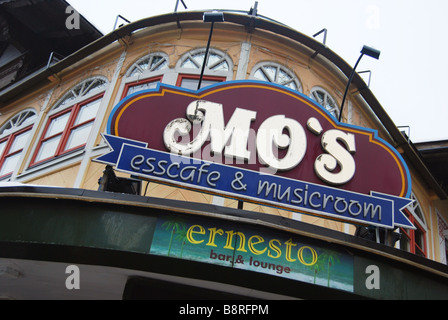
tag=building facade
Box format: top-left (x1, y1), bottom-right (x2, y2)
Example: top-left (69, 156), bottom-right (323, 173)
top-left (0, 4), bottom-right (447, 299)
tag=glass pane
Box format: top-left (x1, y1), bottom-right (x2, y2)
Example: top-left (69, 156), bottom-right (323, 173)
top-left (254, 69), bottom-right (268, 81)
top-left (181, 58), bottom-right (199, 69)
top-left (35, 136), bottom-right (61, 162)
top-left (18, 111), bottom-right (37, 127)
top-left (64, 122), bottom-right (93, 151)
top-left (192, 53), bottom-right (206, 67)
top-left (312, 91), bottom-right (325, 105)
top-left (75, 99), bottom-right (101, 125)
top-left (9, 130), bottom-right (30, 154)
top-left (212, 61), bottom-right (229, 71)
top-left (82, 79), bottom-right (107, 96)
top-left (263, 66), bottom-right (277, 82)
top-left (400, 229), bottom-right (411, 252)
top-left (45, 113), bottom-right (70, 138)
top-left (0, 140), bottom-right (7, 157)
top-left (129, 67), bottom-right (143, 77)
top-left (150, 56), bottom-right (167, 71)
top-left (127, 81), bottom-right (160, 96)
top-left (138, 57), bottom-right (151, 70)
top-left (153, 59), bottom-right (168, 71)
top-left (284, 81), bottom-right (298, 91)
top-left (207, 54), bottom-right (221, 67)
top-left (0, 153), bottom-right (20, 176)
top-left (278, 70), bottom-right (292, 84)
top-left (57, 92), bottom-right (76, 109)
top-left (415, 228), bottom-right (424, 249)
top-left (180, 78), bottom-right (221, 90)
top-left (0, 122), bottom-right (13, 136)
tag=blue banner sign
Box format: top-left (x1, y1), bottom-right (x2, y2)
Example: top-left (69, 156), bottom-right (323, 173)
top-left (96, 134), bottom-right (415, 230)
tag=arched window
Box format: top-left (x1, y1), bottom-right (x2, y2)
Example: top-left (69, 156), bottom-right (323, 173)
top-left (0, 109), bottom-right (37, 178)
top-left (122, 52), bottom-right (169, 97)
top-left (250, 62), bottom-right (302, 92)
top-left (31, 77), bottom-right (107, 165)
top-left (400, 193), bottom-right (427, 257)
top-left (309, 87), bottom-right (339, 119)
top-left (176, 48), bottom-right (233, 90)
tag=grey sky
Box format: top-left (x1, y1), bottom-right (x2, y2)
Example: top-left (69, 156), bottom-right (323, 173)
top-left (68, 0), bottom-right (448, 142)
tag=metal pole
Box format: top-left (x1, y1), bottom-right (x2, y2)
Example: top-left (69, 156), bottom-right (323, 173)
top-left (338, 53), bottom-right (364, 122)
top-left (197, 21), bottom-right (215, 90)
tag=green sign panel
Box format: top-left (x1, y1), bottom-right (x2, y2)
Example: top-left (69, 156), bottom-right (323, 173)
top-left (150, 216), bottom-right (354, 293)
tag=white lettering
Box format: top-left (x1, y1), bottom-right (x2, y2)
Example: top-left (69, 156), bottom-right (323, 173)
top-left (164, 100), bottom-right (256, 161)
top-left (256, 115), bottom-right (307, 171)
top-left (164, 101), bottom-right (358, 186)
top-left (314, 129), bottom-right (356, 185)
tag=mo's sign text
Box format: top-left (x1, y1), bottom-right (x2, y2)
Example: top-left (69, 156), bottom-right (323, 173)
top-left (96, 81), bottom-right (414, 229)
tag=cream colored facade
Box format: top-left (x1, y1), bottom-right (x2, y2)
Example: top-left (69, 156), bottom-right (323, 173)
top-left (1, 12), bottom-right (447, 264)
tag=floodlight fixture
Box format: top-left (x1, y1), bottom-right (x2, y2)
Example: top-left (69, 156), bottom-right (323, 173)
top-left (203, 11), bottom-right (225, 23)
top-left (361, 45), bottom-right (381, 60)
top-left (338, 45), bottom-right (381, 122)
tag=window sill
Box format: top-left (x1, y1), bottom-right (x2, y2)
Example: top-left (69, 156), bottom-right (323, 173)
top-left (16, 149), bottom-right (86, 183)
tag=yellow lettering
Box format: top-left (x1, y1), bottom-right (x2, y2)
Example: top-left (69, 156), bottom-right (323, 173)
top-left (187, 225), bottom-right (205, 244)
top-left (206, 228), bottom-right (224, 247)
top-left (285, 239), bottom-right (297, 262)
top-left (248, 235), bottom-right (267, 255)
top-left (298, 246), bottom-right (318, 266)
top-left (223, 230), bottom-right (247, 252)
top-left (268, 239), bottom-right (282, 259)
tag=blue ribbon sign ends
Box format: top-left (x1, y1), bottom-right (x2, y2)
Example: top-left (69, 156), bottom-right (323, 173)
top-left (96, 134), bottom-right (415, 230)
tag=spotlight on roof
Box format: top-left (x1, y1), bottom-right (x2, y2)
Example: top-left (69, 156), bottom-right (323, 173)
top-left (203, 11), bottom-right (224, 23)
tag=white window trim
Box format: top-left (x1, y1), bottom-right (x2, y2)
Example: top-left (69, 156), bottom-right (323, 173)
top-left (249, 61), bottom-right (302, 92)
top-left (408, 192), bottom-right (428, 231)
top-left (0, 108), bottom-right (37, 139)
top-left (309, 86), bottom-right (340, 119)
top-left (49, 76), bottom-right (108, 117)
top-left (22, 76), bottom-right (109, 173)
top-left (125, 52), bottom-right (169, 79)
top-left (0, 108), bottom-right (38, 181)
top-left (175, 47), bottom-right (234, 80)
top-left (114, 52), bottom-right (173, 107)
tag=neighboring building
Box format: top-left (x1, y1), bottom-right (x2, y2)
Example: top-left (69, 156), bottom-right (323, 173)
top-left (0, 0), bottom-right (102, 91)
top-left (0, 1), bottom-right (447, 300)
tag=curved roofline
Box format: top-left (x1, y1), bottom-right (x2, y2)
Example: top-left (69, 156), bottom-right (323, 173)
top-left (0, 10), bottom-right (445, 199)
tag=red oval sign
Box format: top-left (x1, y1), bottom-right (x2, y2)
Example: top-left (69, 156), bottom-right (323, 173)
top-left (107, 81), bottom-right (410, 198)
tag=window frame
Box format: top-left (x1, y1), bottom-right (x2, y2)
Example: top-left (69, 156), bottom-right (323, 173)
top-left (120, 53), bottom-right (170, 99)
top-left (175, 48), bottom-right (234, 88)
top-left (445, 235), bottom-right (448, 265)
top-left (0, 109), bottom-right (37, 179)
top-left (178, 48), bottom-right (233, 73)
top-left (126, 52), bottom-right (169, 78)
top-left (30, 92), bottom-right (104, 166)
top-left (249, 61), bottom-right (302, 92)
top-left (400, 213), bottom-right (427, 257)
top-left (399, 193), bottom-right (428, 257)
top-left (121, 75), bottom-right (164, 99)
top-left (0, 109), bottom-right (37, 137)
top-left (309, 86), bottom-right (340, 119)
top-left (176, 74), bottom-right (227, 90)
top-left (0, 124), bottom-right (33, 179)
